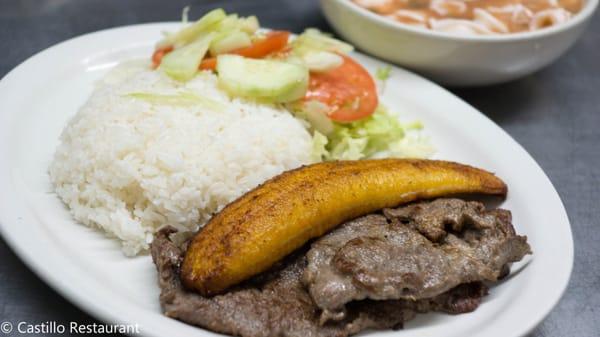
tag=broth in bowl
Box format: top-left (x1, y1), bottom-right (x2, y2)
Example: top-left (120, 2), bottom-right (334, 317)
top-left (353, 0), bottom-right (584, 34)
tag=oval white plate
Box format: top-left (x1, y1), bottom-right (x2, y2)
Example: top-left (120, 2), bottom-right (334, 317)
top-left (0, 23), bottom-right (572, 337)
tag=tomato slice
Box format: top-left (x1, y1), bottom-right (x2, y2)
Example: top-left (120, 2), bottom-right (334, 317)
top-left (234, 31), bottom-right (290, 58)
top-left (151, 46), bottom-right (173, 69)
top-left (199, 57), bottom-right (217, 70)
top-left (305, 55), bottom-right (378, 122)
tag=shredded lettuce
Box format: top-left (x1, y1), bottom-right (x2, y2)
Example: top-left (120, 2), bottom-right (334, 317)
top-left (387, 134), bottom-right (435, 159)
top-left (375, 66), bottom-right (392, 93)
top-left (328, 134), bottom-right (368, 160)
top-left (310, 131), bottom-right (329, 163)
top-left (310, 105), bottom-right (433, 161)
top-left (375, 66), bottom-right (392, 81)
top-left (181, 6), bottom-right (191, 24)
top-left (291, 100), bottom-right (335, 135)
top-left (126, 91), bottom-right (225, 111)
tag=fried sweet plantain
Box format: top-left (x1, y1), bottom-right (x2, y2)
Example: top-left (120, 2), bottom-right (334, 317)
top-left (181, 159), bottom-right (507, 295)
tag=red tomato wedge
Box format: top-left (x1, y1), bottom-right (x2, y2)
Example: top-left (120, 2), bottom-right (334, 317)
top-left (305, 55), bottom-right (378, 122)
top-left (199, 57), bottom-right (217, 71)
top-left (151, 46), bottom-right (173, 69)
top-left (152, 31), bottom-right (291, 71)
top-left (234, 31), bottom-right (290, 58)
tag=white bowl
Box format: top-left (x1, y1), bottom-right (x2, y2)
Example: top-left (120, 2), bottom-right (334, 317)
top-left (320, 0), bottom-right (598, 86)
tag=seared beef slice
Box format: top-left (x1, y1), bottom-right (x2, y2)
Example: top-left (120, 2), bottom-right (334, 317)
top-left (151, 198), bottom-right (530, 337)
top-left (153, 230), bottom-right (489, 337)
top-left (152, 228), bottom-right (414, 337)
top-left (303, 199), bottom-right (531, 313)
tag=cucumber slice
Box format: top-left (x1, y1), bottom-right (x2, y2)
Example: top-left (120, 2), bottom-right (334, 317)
top-left (210, 31), bottom-right (252, 55)
top-left (158, 9), bottom-right (225, 48)
top-left (291, 28), bottom-right (354, 56)
top-left (217, 55), bottom-right (309, 103)
top-left (240, 16), bottom-right (260, 34)
top-left (302, 51), bottom-right (344, 72)
top-left (214, 14), bottom-right (241, 34)
top-left (160, 33), bottom-right (214, 81)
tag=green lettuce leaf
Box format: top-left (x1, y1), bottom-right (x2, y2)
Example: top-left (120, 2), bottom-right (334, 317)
top-left (311, 105), bottom-right (433, 161)
top-left (310, 131), bottom-right (329, 163)
top-left (126, 91), bottom-right (225, 111)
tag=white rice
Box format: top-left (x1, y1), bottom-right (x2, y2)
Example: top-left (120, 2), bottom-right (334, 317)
top-left (49, 61), bottom-right (313, 256)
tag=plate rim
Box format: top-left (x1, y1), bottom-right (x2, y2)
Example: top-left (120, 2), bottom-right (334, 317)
top-left (0, 22), bottom-right (573, 337)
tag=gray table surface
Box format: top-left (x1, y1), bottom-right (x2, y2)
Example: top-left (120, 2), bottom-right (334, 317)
top-left (0, 0), bottom-right (598, 336)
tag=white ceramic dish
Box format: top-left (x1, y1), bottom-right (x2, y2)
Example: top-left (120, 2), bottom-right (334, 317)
top-left (0, 23), bottom-right (573, 337)
top-left (321, 0), bottom-right (598, 86)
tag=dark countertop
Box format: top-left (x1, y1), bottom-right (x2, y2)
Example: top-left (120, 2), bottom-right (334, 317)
top-left (0, 0), bottom-right (598, 336)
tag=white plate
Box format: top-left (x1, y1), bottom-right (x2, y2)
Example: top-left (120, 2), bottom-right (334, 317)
top-left (0, 23), bottom-right (572, 337)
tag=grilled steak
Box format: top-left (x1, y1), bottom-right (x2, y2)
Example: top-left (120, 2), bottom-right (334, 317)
top-left (151, 198), bottom-right (530, 337)
top-left (152, 229), bottom-right (487, 337)
top-left (304, 199), bottom-right (531, 315)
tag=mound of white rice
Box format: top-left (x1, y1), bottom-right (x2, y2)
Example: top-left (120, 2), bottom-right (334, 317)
top-left (49, 61), bottom-right (313, 256)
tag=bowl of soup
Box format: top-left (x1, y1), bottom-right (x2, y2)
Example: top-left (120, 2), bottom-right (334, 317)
top-left (320, 0), bottom-right (597, 86)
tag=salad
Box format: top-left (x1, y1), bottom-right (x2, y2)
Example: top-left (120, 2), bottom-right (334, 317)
top-left (150, 8), bottom-right (432, 161)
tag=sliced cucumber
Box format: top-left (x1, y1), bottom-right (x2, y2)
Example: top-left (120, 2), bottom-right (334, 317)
top-left (217, 55), bottom-right (309, 103)
top-left (210, 31), bottom-right (252, 55)
top-left (158, 9), bottom-right (225, 48)
top-left (160, 33), bottom-right (214, 81)
top-left (291, 28), bottom-right (354, 56)
top-left (214, 14), bottom-right (241, 34)
top-left (212, 14), bottom-right (258, 36)
top-left (277, 78), bottom-right (310, 103)
top-left (239, 16), bottom-right (260, 34)
top-left (302, 51), bottom-right (344, 72)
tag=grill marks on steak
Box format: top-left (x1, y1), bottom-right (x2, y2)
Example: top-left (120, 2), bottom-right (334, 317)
top-left (152, 228), bottom-right (488, 337)
top-left (151, 198), bottom-right (530, 337)
top-left (303, 199), bottom-right (531, 314)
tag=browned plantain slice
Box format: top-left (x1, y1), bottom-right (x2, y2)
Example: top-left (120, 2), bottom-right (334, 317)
top-left (181, 159), bottom-right (507, 295)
